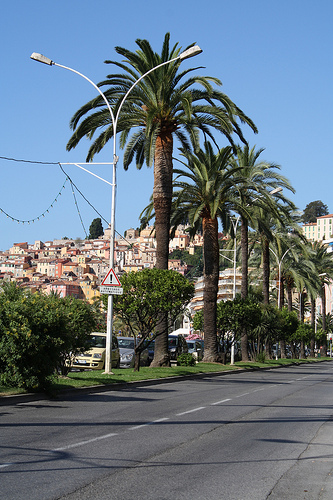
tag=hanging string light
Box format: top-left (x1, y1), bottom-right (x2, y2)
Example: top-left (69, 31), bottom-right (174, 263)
top-left (0, 178), bottom-right (69, 224)
top-left (0, 157), bottom-right (131, 239)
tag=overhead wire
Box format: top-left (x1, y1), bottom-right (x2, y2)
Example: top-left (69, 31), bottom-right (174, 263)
top-left (0, 155), bottom-right (133, 244)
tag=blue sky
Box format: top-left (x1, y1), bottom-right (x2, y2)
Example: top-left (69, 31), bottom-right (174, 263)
top-left (1, 0), bottom-right (332, 251)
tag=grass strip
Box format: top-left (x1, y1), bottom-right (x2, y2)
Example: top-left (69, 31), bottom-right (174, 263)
top-left (1, 357), bottom-right (330, 397)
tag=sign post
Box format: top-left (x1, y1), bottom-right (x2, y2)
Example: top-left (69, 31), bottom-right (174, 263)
top-left (99, 268), bottom-right (123, 296)
top-left (99, 268), bottom-right (123, 374)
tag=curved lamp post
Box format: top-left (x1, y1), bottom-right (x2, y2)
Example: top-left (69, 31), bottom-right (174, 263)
top-left (269, 246), bottom-right (292, 310)
top-left (31, 44), bottom-right (202, 373)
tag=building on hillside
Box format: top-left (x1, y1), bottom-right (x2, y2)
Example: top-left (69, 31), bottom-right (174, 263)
top-left (44, 279), bottom-right (82, 299)
top-left (89, 258), bottom-right (110, 282)
top-left (189, 268), bottom-right (242, 315)
top-left (61, 261), bottom-right (90, 277)
top-left (0, 258), bottom-right (31, 278)
top-left (122, 263), bottom-right (146, 273)
top-left (302, 214), bottom-right (333, 242)
top-left (10, 242), bottom-right (28, 255)
top-left (169, 229), bottom-right (190, 251)
top-left (168, 259), bottom-right (192, 276)
top-left (36, 258), bottom-right (57, 277)
top-left (78, 275), bottom-right (101, 302)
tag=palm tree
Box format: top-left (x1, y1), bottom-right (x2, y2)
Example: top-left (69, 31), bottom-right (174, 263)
top-left (66, 34), bottom-right (257, 366)
top-left (229, 144), bottom-right (293, 360)
top-left (251, 199), bottom-right (296, 306)
top-left (311, 241), bottom-right (333, 356)
top-left (169, 141), bottom-right (241, 362)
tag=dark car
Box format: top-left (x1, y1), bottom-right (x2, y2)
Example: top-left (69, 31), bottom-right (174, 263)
top-left (168, 334), bottom-right (188, 360)
top-left (186, 339), bottom-right (204, 361)
top-left (145, 339), bottom-right (155, 365)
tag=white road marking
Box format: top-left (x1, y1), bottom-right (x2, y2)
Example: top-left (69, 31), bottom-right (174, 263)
top-left (53, 432), bottom-right (119, 451)
top-left (176, 406), bottom-right (206, 416)
top-left (211, 398), bottom-right (232, 405)
top-left (129, 417), bottom-right (169, 431)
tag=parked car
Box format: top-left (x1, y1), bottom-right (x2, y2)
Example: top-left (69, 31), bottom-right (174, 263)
top-left (186, 339), bottom-right (204, 361)
top-left (168, 334), bottom-right (188, 360)
top-left (72, 332), bottom-right (120, 370)
top-left (145, 339), bottom-right (155, 365)
top-left (117, 336), bottom-right (150, 368)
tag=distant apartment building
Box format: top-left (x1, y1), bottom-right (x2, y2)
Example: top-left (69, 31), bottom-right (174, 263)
top-left (189, 268), bottom-right (242, 315)
top-left (302, 214), bottom-right (333, 242)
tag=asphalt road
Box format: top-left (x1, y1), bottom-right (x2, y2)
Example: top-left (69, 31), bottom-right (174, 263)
top-left (1, 362), bottom-right (333, 500)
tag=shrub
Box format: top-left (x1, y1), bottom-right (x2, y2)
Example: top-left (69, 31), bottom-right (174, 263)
top-left (256, 352), bottom-right (266, 363)
top-left (0, 283), bottom-right (99, 391)
top-left (177, 353), bottom-right (196, 366)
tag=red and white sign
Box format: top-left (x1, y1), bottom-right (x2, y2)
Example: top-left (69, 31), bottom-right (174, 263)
top-left (100, 268), bottom-right (123, 295)
top-left (101, 268), bottom-right (121, 287)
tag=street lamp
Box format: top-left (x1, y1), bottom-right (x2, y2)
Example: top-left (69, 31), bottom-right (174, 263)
top-left (30, 44), bottom-right (202, 373)
top-left (269, 246), bottom-right (292, 309)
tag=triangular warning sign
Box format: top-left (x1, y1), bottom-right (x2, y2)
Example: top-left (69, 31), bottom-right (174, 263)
top-left (101, 268), bottom-right (121, 286)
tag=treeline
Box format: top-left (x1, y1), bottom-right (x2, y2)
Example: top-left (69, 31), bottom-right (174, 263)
top-left (193, 294), bottom-right (328, 361)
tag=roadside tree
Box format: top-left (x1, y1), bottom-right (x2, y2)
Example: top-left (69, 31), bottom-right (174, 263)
top-left (109, 269), bottom-right (194, 371)
top-left (229, 144), bottom-right (293, 360)
top-left (66, 33), bottom-right (257, 367)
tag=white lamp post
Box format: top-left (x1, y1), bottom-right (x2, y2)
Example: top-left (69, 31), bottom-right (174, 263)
top-left (269, 246), bottom-right (292, 310)
top-left (31, 45), bottom-right (202, 373)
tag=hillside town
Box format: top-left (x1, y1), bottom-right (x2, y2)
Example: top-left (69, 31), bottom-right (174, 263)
top-left (0, 224), bottom-right (206, 308)
top-left (1, 213), bottom-right (333, 323)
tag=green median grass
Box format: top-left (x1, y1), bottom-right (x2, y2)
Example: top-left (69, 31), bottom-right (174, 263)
top-left (1, 357), bottom-right (330, 397)
top-left (52, 357), bottom-right (330, 392)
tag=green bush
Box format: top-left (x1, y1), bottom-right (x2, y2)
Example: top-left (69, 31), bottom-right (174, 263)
top-left (0, 283), bottom-right (100, 391)
top-left (177, 353), bottom-right (196, 366)
top-left (256, 352), bottom-right (266, 363)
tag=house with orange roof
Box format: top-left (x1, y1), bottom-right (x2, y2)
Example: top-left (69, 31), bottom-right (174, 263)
top-left (44, 279), bottom-right (82, 299)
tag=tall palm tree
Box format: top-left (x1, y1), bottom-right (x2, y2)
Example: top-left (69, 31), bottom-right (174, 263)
top-left (229, 144), bottom-right (292, 360)
top-left (66, 34), bottom-right (257, 366)
top-left (251, 199), bottom-right (296, 305)
top-left (311, 241), bottom-right (333, 356)
top-left (169, 142), bottom-right (241, 362)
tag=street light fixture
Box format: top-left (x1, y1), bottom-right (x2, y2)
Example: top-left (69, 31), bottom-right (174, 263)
top-left (31, 44), bottom-right (202, 373)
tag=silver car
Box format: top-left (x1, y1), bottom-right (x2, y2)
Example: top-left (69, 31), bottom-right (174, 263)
top-left (117, 336), bottom-right (150, 368)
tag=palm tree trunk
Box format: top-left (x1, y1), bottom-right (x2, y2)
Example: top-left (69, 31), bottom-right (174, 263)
top-left (287, 283), bottom-right (293, 311)
top-left (241, 216), bottom-right (248, 300)
top-left (262, 238), bottom-right (270, 305)
top-left (202, 214), bottom-right (219, 363)
top-left (278, 276), bottom-right (285, 309)
top-left (310, 298), bottom-right (315, 357)
top-left (151, 132), bottom-right (173, 367)
top-left (320, 286), bottom-right (327, 357)
top-left (240, 216), bottom-right (249, 361)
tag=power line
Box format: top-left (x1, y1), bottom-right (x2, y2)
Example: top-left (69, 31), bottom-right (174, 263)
top-left (0, 155), bottom-right (131, 242)
top-left (0, 155), bottom-right (59, 165)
